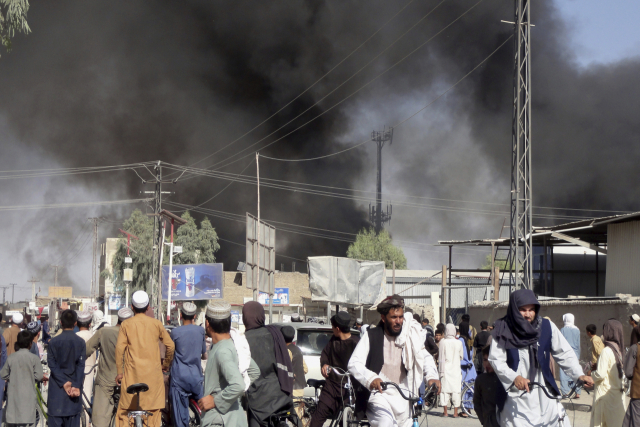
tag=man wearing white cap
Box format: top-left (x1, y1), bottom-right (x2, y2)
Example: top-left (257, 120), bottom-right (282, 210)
top-left (86, 307), bottom-right (133, 427)
top-left (3, 312), bottom-right (23, 356)
top-left (198, 301), bottom-right (259, 427)
top-left (76, 311), bottom-right (96, 426)
top-left (630, 315), bottom-right (640, 347)
top-left (115, 291), bottom-right (174, 427)
top-left (169, 302), bottom-right (207, 427)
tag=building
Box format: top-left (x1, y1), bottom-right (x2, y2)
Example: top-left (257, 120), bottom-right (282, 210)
top-left (438, 212), bottom-right (640, 298)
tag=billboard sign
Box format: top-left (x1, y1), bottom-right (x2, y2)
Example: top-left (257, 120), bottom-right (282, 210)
top-left (109, 294), bottom-right (123, 310)
top-left (258, 288), bottom-right (289, 305)
top-left (246, 213), bottom-right (276, 293)
top-left (161, 263), bottom-right (223, 301)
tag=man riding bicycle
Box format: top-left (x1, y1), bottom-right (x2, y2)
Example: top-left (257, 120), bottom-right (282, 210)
top-left (309, 311), bottom-right (360, 427)
top-left (348, 295), bottom-right (440, 427)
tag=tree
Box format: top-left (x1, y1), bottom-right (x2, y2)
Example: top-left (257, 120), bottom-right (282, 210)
top-left (346, 228), bottom-right (407, 269)
top-left (1, 0), bottom-right (31, 55)
top-left (479, 254), bottom-right (516, 271)
top-left (101, 210), bottom-right (220, 295)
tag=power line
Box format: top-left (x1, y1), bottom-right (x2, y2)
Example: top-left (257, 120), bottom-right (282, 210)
top-left (176, 0), bottom-right (485, 178)
top-left (165, 0), bottom-right (421, 177)
top-left (162, 162), bottom-right (632, 215)
top-left (0, 162), bottom-right (157, 181)
top-left (0, 198), bottom-right (153, 212)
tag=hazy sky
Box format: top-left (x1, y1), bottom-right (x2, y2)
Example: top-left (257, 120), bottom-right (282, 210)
top-left (555, 0), bottom-right (640, 66)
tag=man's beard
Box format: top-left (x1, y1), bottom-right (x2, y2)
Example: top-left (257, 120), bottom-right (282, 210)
top-left (384, 320), bottom-right (402, 337)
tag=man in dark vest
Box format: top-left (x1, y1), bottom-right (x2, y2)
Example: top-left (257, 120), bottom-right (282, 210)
top-left (348, 295), bottom-right (440, 425)
top-left (488, 289), bottom-right (593, 427)
top-left (309, 311), bottom-right (359, 427)
top-left (623, 334), bottom-right (640, 426)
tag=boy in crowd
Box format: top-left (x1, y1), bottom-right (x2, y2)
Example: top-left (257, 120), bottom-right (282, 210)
top-left (0, 331), bottom-right (45, 427)
top-left (473, 346), bottom-right (500, 427)
top-left (586, 323), bottom-right (604, 371)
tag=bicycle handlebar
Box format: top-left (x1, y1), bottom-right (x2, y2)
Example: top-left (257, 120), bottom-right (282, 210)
top-left (380, 382), bottom-right (422, 403)
top-left (327, 366), bottom-right (351, 377)
top-left (519, 380), bottom-right (586, 400)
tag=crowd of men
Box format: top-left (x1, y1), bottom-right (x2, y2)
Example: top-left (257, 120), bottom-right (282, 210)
top-left (4, 288), bottom-right (640, 427)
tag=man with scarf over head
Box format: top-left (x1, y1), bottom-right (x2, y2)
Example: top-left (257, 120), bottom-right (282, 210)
top-left (489, 289), bottom-right (593, 427)
top-left (559, 313), bottom-right (581, 398)
top-left (590, 319), bottom-right (626, 427)
top-left (242, 301), bottom-right (296, 427)
top-left (348, 295), bottom-right (440, 427)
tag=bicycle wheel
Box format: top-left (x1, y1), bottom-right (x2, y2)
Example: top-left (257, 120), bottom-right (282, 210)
top-left (109, 411), bottom-right (117, 427)
top-left (342, 406), bottom-right (357, 427)
top-left (423, 386), bottom-right (438, 413)
top-left (460, 383), bottom-right (475, 418)
top-left (188, 400), bottom-right (202, 427)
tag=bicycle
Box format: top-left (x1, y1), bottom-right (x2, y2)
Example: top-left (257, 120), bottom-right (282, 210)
top-left (421, 379), bottom-right (475, 417)
top-left (294, 379), bottom-right (324, 427)
top-left (380, 382), bottom-right (423, 427)
top-left (515, 380), bottom-right (589, 427)
top-left (160, 384), bottom-right (202, 427)
top-left (460, 379), bottom-right (475, 418)
top-left (125, 383), bottom-right (153, 427)
top-left (35, 359), bottom-right (50, 427)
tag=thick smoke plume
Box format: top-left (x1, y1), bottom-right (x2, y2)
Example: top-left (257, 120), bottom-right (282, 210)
top-left (0, 1), bottom-right (638, 296)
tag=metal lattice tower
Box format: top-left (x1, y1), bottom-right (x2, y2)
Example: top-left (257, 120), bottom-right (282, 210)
top-left (509, 0), bottom-right (533, 290)
top-left (369, 127), bottom-right (393, 233)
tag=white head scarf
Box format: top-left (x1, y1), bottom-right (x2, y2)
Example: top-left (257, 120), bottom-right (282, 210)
top-left (563, 313), bottom-right (578, 330)
top-left (445, 323), bottom-right (457, 339)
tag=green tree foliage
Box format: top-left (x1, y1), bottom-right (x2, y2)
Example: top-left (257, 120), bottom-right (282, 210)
top-left (480, 254), bottom-right (516, 271)
top-left (101, 210), bottom-right (220, 295)
top-left (346, 228), bottom-right (407, 269)
top-left (1, 0), bottom-right (30, 55)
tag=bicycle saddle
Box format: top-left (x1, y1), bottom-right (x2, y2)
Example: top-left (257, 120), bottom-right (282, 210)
top-left (307, 379), bottom-right (325, 389)
top-left (126, 383), bottom-right (149, 395)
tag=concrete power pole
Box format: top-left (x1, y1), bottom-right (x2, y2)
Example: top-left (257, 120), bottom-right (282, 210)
top-left (369, 127), bottom-right (393, 233)
top-left (9, 283), bottom-right (16, 303)
top-left (88, 218), bottom-right (104, 301)
top-left (27, 277), bottom-right (40, 302)
top-left (0, 286), bottom-right (9, 304)
top-left (50, 264), bottom-right (60, 287)
top-left (508, 0), bottom-right (533, 290)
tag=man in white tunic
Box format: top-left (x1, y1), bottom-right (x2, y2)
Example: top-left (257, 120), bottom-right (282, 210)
top-left (348, 295), bottom-right (440, 427)
top-left (76, 311), bottom-right (96, 427)
top-left (438, 324), bottom-right (463, 417)
top-left (489, 289), bottom-right (593, 427)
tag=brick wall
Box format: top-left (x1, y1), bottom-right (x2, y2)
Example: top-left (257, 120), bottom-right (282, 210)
top-left (222, 271), bottom-right (311, 305)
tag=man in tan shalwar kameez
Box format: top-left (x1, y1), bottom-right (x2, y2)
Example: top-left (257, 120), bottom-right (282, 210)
top-left (115, 291), bottom-right (174, 427)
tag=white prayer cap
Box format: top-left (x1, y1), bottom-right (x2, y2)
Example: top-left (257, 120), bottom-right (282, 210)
top-left (118, 307), bottom-right (134, 322)
top-left (290, 313), bottom-right (300, 320)
top-left (206, 300), bottom-right (231, 319)
top-left (356, 318), bottom-right (363, 324)
top-left (93, 309), bottom-right (104, 322)
top-left (633, 314), bottom-right (640, 323)
top-left (132, 290), bottom-right (149, 308)
top-left (12, 313), bottom-right (23, 324)
top-left (181, 302), bottom-right (197, 316)
top-left (77, 311), bottom-right (92, 322)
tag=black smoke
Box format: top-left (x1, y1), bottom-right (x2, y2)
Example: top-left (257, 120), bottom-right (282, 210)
top-left (0, 0), bottom-right (638, 295)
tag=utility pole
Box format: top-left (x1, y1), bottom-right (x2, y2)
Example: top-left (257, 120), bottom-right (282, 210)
top-left (50, 264), bottom-right (60, 287)
top-left (9, 283), bottom-right (16, 303)
top-left (139, 161), bottom-right (175, 320)
top-left (256, 153), bottom-right (260, 303)
top-left (369, 127), bottom-right (393, 233)
top-left (0, 286), bottom-right (9, 304)
top-left (88, 218), bottom-right (104, 301)
top-left (27, 277), bottom-right (40, 302)
top-left (508, 0), bottom-right (533, 290)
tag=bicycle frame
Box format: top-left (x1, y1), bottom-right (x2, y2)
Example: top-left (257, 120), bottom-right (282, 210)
top-left (326, 366), bottom-right (357, 427)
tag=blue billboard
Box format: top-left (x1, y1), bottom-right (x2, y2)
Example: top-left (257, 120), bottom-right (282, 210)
top-left (162, 263), bottom-right (223, 301)
top-left (258, 288), bottom-right (289, 305)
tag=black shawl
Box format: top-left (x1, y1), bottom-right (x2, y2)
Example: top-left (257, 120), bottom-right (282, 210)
top-left (492, 289), bottom-right (542, 381)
